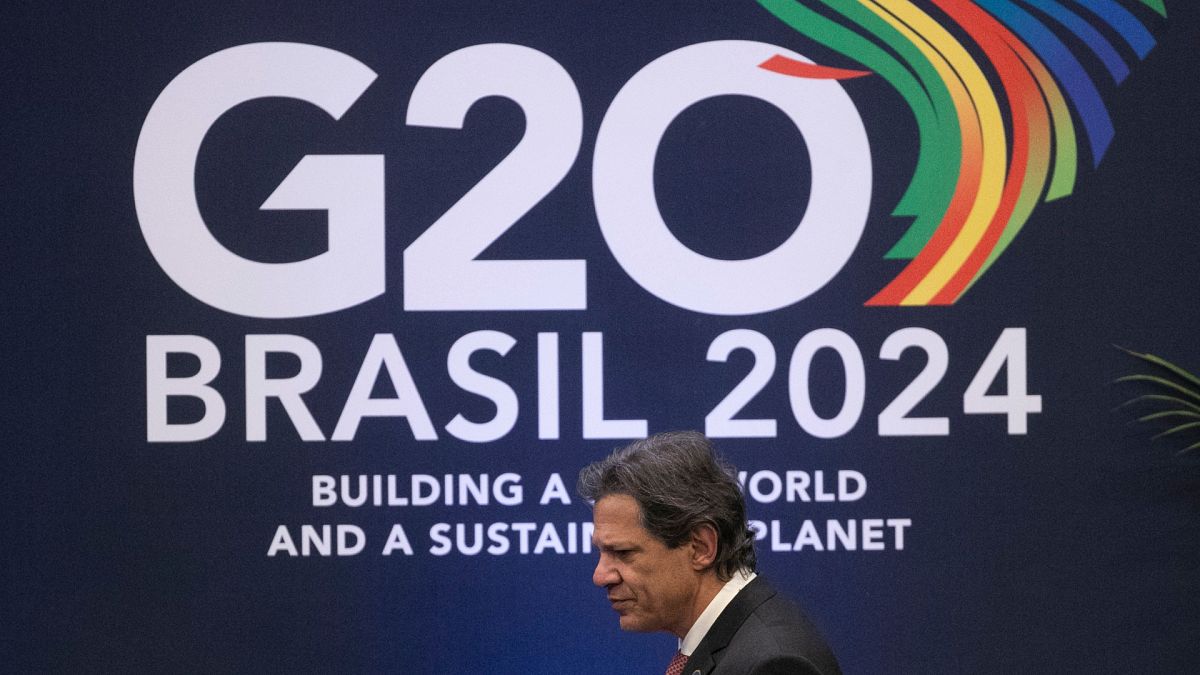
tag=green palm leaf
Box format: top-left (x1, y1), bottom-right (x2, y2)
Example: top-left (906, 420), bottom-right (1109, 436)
top-left (1117, 394), bottom-right (1200, 415)
top-left (1137, 410), bottom-right (1200, 423)
top-left (1115, 375), bottom-right (1200, 404)
top-left (1116, 348), bottom-right (1200, 455)
top-left (1116, 346), bottom-right (1200, 390)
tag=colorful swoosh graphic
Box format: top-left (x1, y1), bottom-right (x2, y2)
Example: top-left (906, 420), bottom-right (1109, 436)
top-left (757, 0), bottom-right (1167, 305)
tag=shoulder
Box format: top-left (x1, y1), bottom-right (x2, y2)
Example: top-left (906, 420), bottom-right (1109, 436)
top-left (717, 579), bottom-right (841, 675)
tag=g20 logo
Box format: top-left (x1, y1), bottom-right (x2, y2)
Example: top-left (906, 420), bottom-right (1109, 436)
top-left (133, 41), bottom-right (871, 318)
top-left (135, 0), bottom-right (1163, 317)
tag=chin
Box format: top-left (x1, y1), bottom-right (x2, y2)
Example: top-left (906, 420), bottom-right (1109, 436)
top-left (618, 615), bottom-right (655, 633)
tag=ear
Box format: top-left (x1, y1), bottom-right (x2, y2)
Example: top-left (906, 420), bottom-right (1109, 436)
top-left (689, 523), bottom-right (719, 571)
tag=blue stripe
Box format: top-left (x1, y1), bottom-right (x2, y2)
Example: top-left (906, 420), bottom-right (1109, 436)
top-left (977, 0), bottom-right (1115, 166)
top-left (1021, 0), bottom-right (1130, 83)
top-left (1072, 0), bottom-right (1155, 59)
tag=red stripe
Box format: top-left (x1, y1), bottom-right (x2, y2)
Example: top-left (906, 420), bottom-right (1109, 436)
top-left (866, 98), bottom-right (983, 306)
top-left (758, 55), bottom-right (872, 80)
top-left (933, 0), bottom-right (1038, 303)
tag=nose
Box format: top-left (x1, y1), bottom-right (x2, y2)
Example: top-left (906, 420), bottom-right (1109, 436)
top-left (593, 554), bottom-right (619, 588)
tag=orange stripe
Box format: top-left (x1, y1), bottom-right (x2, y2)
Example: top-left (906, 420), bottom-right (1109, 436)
top-left (868, 98), bottom-right (983, 305)
top-left (864, 2), bottom-right (985, 305)
top-left (933, 0), bottom-right (1037, 303)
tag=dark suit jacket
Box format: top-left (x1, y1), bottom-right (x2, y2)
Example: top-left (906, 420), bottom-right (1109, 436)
top-left (681, 577), bottom-right (841, 675)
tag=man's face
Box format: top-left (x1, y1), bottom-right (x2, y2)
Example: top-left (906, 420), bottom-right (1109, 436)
top-left (591, 494), bottom-right (700, 636)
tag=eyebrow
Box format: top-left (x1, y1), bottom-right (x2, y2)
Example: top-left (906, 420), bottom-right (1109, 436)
top-left (593, 540), bottom-right (641, 552)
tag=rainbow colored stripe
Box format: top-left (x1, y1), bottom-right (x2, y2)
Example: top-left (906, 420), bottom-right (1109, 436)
top-left (758, 0), bottom-right (1167, 305)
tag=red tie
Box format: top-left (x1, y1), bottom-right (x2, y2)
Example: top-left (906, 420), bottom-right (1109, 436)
top-left (665, 650), bottom-right (688, 675)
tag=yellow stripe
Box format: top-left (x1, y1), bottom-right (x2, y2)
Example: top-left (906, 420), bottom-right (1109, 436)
top-left (870, 0), bottom-right (1008, 304)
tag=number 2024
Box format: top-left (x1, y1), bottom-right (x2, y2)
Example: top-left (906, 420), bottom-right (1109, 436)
top-left (707, 328), bottom-right (1041, 438)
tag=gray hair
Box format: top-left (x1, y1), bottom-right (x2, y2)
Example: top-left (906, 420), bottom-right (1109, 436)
top-left (577, 431), bottom-right (756, 581)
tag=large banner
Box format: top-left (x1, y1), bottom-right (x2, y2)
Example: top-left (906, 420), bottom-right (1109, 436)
top-left (6, 1), bottom-right (1199, 671)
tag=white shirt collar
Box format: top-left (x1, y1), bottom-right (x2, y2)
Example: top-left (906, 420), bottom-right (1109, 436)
top-left (679, 569), bottom-right (756, 656)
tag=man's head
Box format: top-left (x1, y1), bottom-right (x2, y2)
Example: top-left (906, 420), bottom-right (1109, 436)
top-left (578, 431), bottom-right (756, 637)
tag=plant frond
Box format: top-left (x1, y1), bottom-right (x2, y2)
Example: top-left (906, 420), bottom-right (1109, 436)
top-left (1118, 394), bottom-right (1200, 414)
top-left (1137, 410), bottom-right (1200, 423)
top-left (1115, 375), bottom-right (1200, 404)
top-left (1177, 440), bottom-right (1200, 457)
top-left (1115, 346), bottom-right (1200, 389)
top-left (1152, 421), bottom-right (1200, 440)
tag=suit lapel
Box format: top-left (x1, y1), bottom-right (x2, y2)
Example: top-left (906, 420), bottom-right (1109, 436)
top-left (681, 577), bottom-right (776, 675)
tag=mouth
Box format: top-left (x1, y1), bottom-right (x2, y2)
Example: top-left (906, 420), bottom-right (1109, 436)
top-left (608, 598), bottom-right (633, 610)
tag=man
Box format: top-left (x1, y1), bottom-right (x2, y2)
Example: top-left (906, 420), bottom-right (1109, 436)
top-left (579, 431), bottom-right (841, 675)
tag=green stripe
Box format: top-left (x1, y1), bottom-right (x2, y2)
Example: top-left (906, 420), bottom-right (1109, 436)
top-left (1137, 0), bottom-right (1167, 18)
top-left (757, 0), bottom-right (961, 260)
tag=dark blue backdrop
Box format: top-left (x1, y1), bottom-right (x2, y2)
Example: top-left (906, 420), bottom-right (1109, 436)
top-left (4, 1), bottom-right (1199, 672)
